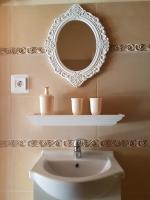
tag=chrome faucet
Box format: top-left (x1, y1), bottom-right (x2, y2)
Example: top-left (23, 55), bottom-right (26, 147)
top-left (73, 139), bottom-right (82, 158)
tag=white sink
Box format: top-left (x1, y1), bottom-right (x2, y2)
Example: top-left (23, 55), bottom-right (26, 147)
top-left (29, 150), bottom-right (124, 200)
top-left (44, 159), bottom-right (111, 178)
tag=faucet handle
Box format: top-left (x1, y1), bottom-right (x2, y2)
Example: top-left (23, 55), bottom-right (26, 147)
top-left (74, 138), bottom-right (81, 147)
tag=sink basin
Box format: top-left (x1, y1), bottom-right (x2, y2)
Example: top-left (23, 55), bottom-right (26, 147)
top-left (44, 158), bottom-right (111, 178)
top-left (29, 150), bottom-right (124, 200)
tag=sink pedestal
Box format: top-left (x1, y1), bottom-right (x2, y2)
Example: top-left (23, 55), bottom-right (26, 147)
top-left (33, 182), bottom-right (122, 200)
top-left (34, 183), bottom-right (57, 200)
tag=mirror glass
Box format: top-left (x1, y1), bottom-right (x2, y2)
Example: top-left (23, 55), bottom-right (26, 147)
top-left (57, 21), bottom-right (96, 71)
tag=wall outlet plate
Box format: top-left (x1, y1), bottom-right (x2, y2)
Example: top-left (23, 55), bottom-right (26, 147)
top-left (11, 74), bottom-right (29, 94)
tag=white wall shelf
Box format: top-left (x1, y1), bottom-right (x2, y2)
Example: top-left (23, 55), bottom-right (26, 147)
top-left (28, 114), bottom-right (125, 126)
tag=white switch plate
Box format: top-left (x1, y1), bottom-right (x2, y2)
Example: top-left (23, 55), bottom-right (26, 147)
top-left (11, 74), bottom-right (29, 94)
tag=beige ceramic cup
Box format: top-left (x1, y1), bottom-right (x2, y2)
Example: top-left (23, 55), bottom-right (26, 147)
top-left (89, 97), bottom-right (102, 115)
top-left (71, 98), bottom-right (83, 115)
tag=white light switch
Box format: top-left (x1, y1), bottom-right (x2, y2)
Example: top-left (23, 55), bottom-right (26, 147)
top-left (11, 74), bottom-right (29, 94)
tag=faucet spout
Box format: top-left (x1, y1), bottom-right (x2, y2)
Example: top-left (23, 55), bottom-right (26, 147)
top-left (74, 139), bottom-right (82, 158)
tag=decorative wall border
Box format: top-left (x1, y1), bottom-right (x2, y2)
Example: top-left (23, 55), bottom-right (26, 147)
top-left (0, 47), bottom-right (45, 55)
top-left (0, 44), bottom-right (150, 55)
top-left (0, 139), bottom-right (148, 148)
top-left (111, 44), bottom-right (150, 52)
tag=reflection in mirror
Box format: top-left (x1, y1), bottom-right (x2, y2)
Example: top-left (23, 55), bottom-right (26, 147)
top-left (57, 21), bottom-right (96, 71)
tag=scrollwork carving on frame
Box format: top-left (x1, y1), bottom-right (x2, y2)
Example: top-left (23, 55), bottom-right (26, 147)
top-left (44, 4), bottom-right (109, 87)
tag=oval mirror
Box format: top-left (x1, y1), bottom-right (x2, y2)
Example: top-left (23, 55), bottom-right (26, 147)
top-left (45, 4), bottom-right (109, 87)
top-left (57, 21), bottom-right (96, 71)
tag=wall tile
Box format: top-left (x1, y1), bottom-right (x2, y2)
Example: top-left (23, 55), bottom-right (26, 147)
top-left (99, 95), bottom-right (150, 120)
top-left (97, 96), bottom-right (150, 139)
top-left (0, 7), bottom-right (10, 46)
top-left (10, 5), bottom-right (70, 46)
top-left (10, 148), bottom-right (41, 191)
top-left (96, 1), bottom-right (150, 43)
top-left (97, 52), bottom-right (150, 96)
top-left (115, 149), bottom-right (150, 200)
top-left (97, 120), bottom-right (150, 141)
top-left (0, 192), bottom-right (10, 200)
top-left (10, 55), bottom-right (55, 96)
top-left (0, 149), bottom-right (12, 192)
top-left (10, 192), bottom-right (33, 200)
top-left (11, 96), bottom-right (38, 139)
top-left (81, 3), bottom-right (96, 15)
top-left (0, 56), bottom-right (10, 96)
top-left (0, 96), bottom-right (11, 139)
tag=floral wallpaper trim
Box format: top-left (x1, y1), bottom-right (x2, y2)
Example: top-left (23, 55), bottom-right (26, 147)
top-left (0, 44), bottom-right (150, 55)
top-left (0, 139), bottom-right (148, 148)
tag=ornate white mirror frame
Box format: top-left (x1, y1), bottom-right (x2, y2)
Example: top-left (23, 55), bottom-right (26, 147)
top-left (45, 4), bottom-right (109, 87)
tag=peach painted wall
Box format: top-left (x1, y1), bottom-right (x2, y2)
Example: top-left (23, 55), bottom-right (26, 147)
top-left (0, 2), bottom-right (150, 200)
